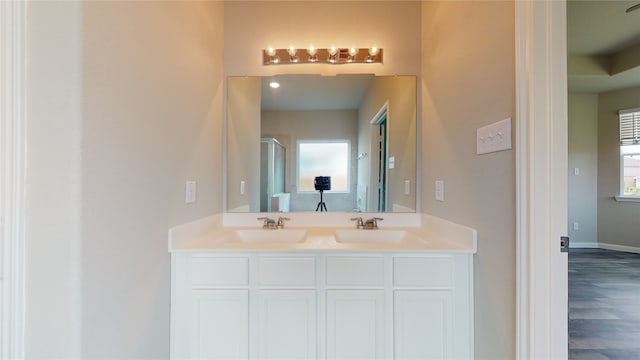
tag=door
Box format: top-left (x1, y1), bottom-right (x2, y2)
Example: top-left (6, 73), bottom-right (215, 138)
top-left (326, 291), bottom-right (385, 359)
top-left (257, 290), bottom-right (317, 359)
top-left (189, 290), bottom-right (249, 359)
top-left (370, 104), bottom-right (388, 213)
top-left (394, 291), bottom-right (454, 360)
top-left (515, 1), bottom-right (568, 358)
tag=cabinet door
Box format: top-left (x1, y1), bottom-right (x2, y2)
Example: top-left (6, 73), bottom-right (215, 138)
top-left (257, 290), bottom-right (317, 359)
top-left (326, 291), bottom-right (385, 359)
top-left (394, 291), bottom-right (453, 360)
top-left (189, 290), bottom-right (249, 360)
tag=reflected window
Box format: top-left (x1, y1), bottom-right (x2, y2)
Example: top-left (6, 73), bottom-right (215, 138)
top-left (619, 109), bottom-right (640, 196)
top-left (298, 141), bottom-right (349, 192)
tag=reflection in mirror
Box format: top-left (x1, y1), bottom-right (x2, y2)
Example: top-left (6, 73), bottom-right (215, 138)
top-left (226, 74), bottom-right (416, 213)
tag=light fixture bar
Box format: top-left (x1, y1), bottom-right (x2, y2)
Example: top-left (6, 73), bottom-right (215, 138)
top-left (263, 47), bottom-right (383, 65)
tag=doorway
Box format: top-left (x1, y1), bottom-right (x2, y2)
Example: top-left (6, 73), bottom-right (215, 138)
top-left (370, 103), bottom-right (388, 212)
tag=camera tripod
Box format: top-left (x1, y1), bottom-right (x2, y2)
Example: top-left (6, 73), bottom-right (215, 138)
top-left (315, 190), bottom-right (328, 212)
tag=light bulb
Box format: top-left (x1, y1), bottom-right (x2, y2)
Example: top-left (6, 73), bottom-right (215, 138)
top-left (367, 47), bottom-right (380, 62)
top-left (287, 46), bottom-right (297, 56)
top-left (307, 45), bottom-right (318, 62)
top-left (348, 47), bottom-right (359, 57)
top-left (266, 47), bottom-right (276, 56)
top-left (328, 46), bottom-right (338, 56)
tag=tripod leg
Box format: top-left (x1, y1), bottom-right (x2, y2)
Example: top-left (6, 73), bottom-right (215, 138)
top-left (316, 202), bottom-right (321, 211)
top-left (322, 202), bottom-right (327, 212)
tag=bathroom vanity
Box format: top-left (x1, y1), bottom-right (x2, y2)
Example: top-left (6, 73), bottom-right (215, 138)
top-left (169, 213), bottom-right (476, 359)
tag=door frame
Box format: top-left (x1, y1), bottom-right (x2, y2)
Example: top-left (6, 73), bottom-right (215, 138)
top-left (0, 1), bottom-right (27, 358)
top-left (515, 1), bottom-right (569, 359)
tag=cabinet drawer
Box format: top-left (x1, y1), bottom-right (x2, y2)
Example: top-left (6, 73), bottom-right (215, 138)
top-left (191, 256), bottom-right (249, 287)
top-left (326, 256), bottom-right (384, 287)
top-left (393, 257), bottom-right (453, 288)
top-left (258, 257), bottom-right (316, 287)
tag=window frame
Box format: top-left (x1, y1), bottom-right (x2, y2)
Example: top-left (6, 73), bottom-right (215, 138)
top-left (617, 108), bottom-right (640, 201)
top-left (296, 139), bottom-right (351, 194)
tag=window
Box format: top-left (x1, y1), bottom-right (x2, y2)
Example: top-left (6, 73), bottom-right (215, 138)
top-left (619, 108), bottom-right (640, 196)
top-left (297, 141), bottom-right (349, 192)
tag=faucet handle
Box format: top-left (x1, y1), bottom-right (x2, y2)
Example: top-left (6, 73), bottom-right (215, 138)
top-left (277, 217), bottom-right (290, 228)
top-left (350, 217), bottom-right (364, 229)
top-left (257, 217), bottom-right (276, 229)
top-left (364, 217), bottom-right (383, 229)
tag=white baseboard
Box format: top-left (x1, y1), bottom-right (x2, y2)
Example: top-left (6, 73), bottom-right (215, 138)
top-left (570, 242), bottom-right (598, 249)
top-left (598, 242), bottom-right (640, 254)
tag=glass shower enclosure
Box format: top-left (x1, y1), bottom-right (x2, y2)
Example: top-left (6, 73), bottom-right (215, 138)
top-left (260, 138), bottom-right (286, 212)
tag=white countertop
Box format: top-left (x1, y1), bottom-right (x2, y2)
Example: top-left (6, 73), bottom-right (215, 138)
top-left (168, 213), bottom-right (477, 254)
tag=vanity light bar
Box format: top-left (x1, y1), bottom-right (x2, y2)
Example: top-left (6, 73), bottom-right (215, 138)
top-left (263, 47), bottom-right (383, 65)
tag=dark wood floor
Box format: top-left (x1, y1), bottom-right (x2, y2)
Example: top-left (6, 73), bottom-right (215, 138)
top-left (569, 248), bottom-right (640, 359)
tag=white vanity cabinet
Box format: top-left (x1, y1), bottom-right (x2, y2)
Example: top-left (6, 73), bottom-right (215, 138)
top-left (170, 252), bottom-right (473, 360)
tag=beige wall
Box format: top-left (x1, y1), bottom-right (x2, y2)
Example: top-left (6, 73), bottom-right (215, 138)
top-left (25, 2), bottom-right (83, 357)
top-left (223, 1), bottom-right (421, 78)
top-left (261, 110), bottom-right (358, 211)
top-left (227, 77), bottom-right (261, 212)
top-left (422, 1), bottom-right (515, 358)
top-left (359, 76), bottom-right (417, 212)
top-left (568, 94), bottom-right (599, 246)
top-left (80, 2), bottom-right (224, 357)
top-left (26, 1), bottom-right (224, 358)
top-left (598, 87), bottom-right (640, 248)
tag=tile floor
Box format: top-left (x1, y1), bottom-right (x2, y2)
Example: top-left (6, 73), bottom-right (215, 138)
top-left (569, 249), bottom-right (640, 359)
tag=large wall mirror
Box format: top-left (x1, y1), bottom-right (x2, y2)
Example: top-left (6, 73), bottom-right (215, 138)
top-left (226, 74), bottom-right (416, 213)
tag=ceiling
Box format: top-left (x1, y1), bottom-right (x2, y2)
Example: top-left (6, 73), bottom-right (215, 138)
top-left (568, 0), bottom-right (640, 93)
top-left (260, 74), bottom-right (374, 111)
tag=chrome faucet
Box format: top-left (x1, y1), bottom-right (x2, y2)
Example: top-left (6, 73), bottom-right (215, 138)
top-left (257, 216), bottom-right (290, 229)
top-left (351, 217), bottom-right (364, 229)
top-left (277, 217), bottom-right (290, 229)
top-left (257, 217), bottom-right (278, 229)
top-left (363, 217), bottom-right (383, 230)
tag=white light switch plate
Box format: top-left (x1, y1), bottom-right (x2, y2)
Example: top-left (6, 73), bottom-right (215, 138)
top-left (477, 118), bottom-right (512, 155)
top-left (435, 180), bottom-right (444, 202)
top-left (185, 181), bottom-right (196, 204)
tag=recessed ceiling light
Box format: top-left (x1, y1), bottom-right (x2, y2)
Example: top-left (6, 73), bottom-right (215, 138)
top-left (269, 81), bottom-right (280, 89)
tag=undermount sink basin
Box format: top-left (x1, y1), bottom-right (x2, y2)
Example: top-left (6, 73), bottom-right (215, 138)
top-left (334, 229), bottom-right (407, 244)
top-left (234, 229), bottom-right (307, 243)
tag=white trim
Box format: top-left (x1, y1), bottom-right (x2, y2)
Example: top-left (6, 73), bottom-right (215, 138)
top-left (619, 107), bottom-right (640, 115)
top-left (0, 1), bottom-right (26, 358)
top-left (569, 242), bottom-right (640, 254)
top-left (515, 0), bottom-right (528, 353)
top-left (614, 196), bottom-right (640, 202)
top-left (570, 242), bottom-right (599, 249)
top-left (514, 1), bottom-right (530, 358)
top-left (598, 243), bottom-right (640, 254)
top-left (369, 101), bottom-right (388, 126)
top-left (516, 1), bottom-right (568, 359)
